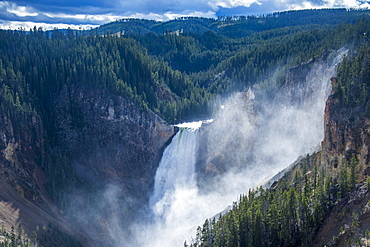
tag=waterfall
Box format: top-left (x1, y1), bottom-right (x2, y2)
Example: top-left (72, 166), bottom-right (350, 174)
top-left (134, 121), bottom-right (208, 247)
top-left (149, 122), bottom-right (201, 217)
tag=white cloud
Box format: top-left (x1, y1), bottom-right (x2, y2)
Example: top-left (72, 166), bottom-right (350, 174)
top-left (344, 0), bottom-right (370, 9)
top-left (213, 0), bottom-right (261, 8)
top-left (288, 1), bottom-right (318, 10)
top-left (43, 12), bottom-right (122, 23)
top-left (8, 6), bottom-right (38, 17)
top-left (0, 1), bottom-right (38, 17)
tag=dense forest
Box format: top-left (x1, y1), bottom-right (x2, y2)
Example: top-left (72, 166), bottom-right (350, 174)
top-left (96, 8), bottom-right (370, 38)
top-left (1, 8), bottom-right (370, 246)
top-left (2, 9), bottom-right (369, 125)
top-left (188, 155), bottom-right (368, 246)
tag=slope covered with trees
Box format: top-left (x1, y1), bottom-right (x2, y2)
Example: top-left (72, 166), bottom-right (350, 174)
top-left (97, 8), bottom-right (370, 38)
top-left (1, 10), bottom-right (368, 126)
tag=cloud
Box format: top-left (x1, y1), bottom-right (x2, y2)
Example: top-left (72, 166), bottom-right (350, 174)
top-left (212, 0), bottom-right (261, 9)
top-left (1, 1), bottom-right (38, 17)
top-left (127, 10), bottom-right (217, 21)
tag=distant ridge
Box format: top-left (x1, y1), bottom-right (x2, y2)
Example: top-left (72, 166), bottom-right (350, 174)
top-left (95, 8), bottom-right (370, 37)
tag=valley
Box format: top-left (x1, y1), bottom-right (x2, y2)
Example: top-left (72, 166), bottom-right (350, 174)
top-left (0, 8), bottom-right (370, 246)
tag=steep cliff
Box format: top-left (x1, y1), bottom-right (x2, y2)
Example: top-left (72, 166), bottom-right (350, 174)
top-left (322, 82), bottom-right (370, 178)
top-left (0, 79), bottom-right (61, 215)
top-left (0, 110), bottom-right (44, 203)
top-left (311, 78), bottom-right (370, 246)
top-left (271, 49), bottom-right (370, 246)
top-left (0, 92), bottom-right (87, 244)
top-left (54, 84), bottom-right (175, 199)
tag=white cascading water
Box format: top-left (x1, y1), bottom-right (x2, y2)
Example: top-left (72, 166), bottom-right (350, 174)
top-left (149, 121), bottom-right (202, 217)
top-left (135, 121), bottom-right (208, 247)
top-left (133, 48), bottom-right (348, 247)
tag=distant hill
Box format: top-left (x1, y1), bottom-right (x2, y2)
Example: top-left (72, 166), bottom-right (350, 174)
top-left (95, 8), bottom-right (370, 37)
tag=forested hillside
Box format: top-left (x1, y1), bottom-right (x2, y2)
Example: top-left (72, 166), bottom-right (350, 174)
top-left (1, 9), bottom-right (369, 125)
top-left (0, 8), bottom-right (370, 247)
top-left (97, 8), bottom-right (370, 38)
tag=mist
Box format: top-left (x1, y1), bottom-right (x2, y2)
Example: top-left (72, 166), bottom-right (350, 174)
top-left (66, 48), bottom-right (347, 247)
top-left (126, 48), bottom-right (347, 247)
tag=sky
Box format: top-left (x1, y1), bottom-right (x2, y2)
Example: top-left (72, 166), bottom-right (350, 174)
top-left (0, 0), bottom-right (369, 30)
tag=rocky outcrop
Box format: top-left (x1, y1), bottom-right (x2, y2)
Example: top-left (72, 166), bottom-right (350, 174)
top-left (322, 91), bottom-right (370, 178)
top-left (54, 85), bottom-right (175, 194)
top-left (0, 112), bottom-right (44, 202)
top-left (0, 105), bottom-right (59, 232)
top-left (309, 85), bottom-right (370, 245)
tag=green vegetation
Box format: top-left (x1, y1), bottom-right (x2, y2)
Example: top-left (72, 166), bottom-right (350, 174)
top-left (1, 11), bottom-right (368, 209)
top-left (188, 156), bottom-right (364, 247)
top-left (1, 10), bottom-right (369, 127)
top-left (97, 8), bottom-right (370, 38)
top-left (0, 223), bottom-right (81, 247)
top-left (334, 30), bottom-right (370, 111)
top-left (0, 27), bottom-right (215, 124)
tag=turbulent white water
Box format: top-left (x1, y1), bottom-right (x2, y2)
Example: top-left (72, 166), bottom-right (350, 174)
top-left (130, 48), bottom-right (348, 247)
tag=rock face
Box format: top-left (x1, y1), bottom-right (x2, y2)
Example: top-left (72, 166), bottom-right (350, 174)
top-left (322, 94), bottom-right (370, 178)
top-left (312, 86), bottom-right (370, 245)
top-left (0, 111), bottom-right (44, 202)
top-left (54, 85), bottom-right (175, 200)
top-left (309, 98), bottom-right (370, 246)
top-left (0, 109), bottom-right (53, 232)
